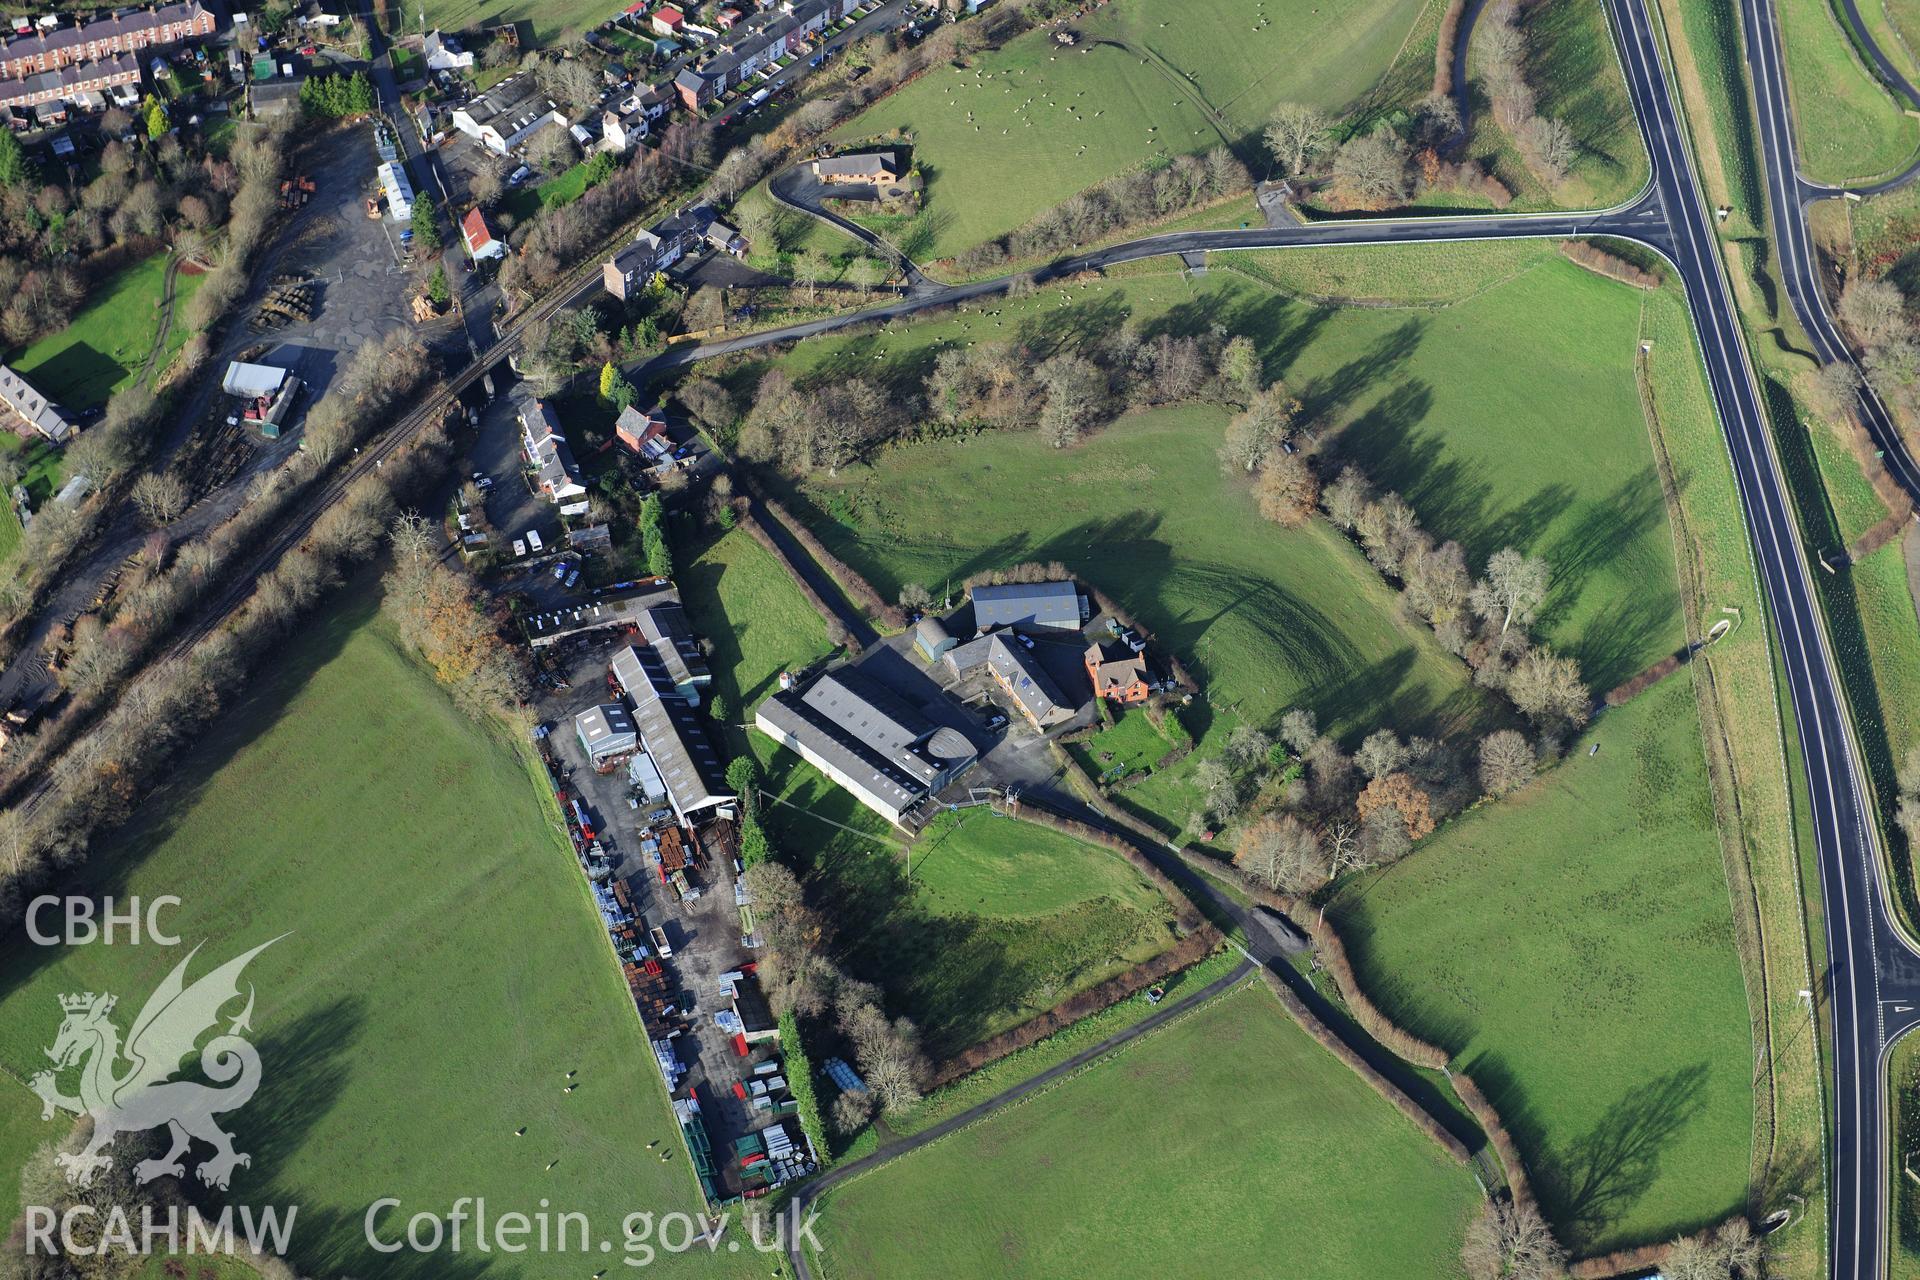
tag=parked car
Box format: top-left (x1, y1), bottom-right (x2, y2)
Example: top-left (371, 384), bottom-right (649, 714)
top-left (471, 469), bottom-right (494, 490)
top-left (527, 529), bottom-right (545, 553)
top-left (552, 560), bottom-right (571, 581)
top-left (507, 165), bottom-right (531, 186)
top-left (512, 538), bottom-right (527, 557)
top-left (565, 566), bottom-right (581, 588)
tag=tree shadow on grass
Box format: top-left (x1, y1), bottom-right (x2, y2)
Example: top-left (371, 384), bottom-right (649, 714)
top-left (1534, 1061), bottom-right (1712, 1252)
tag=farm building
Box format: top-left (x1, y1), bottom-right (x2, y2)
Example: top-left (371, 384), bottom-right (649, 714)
top-left (1085, 641), bottom-right (1152, 704)
top-left (913, 617), bottom-right (955, 663)
top-left (946, 632), bottom-right (1074, 730)
top-left (609, 604), bottom-right (711, 705)
top-left (248, 76), bottom-right (303, 119)
top-left (576, 703), bottom-right (639, 766)
top-left (0, 363), bottom-right (73, 443)
top-left (810, 151), bottom-right (899, 185)
top-left (451, 72), bottom-right (566, 154)
top-left (630, 679), bottom-right (734, 826)
top-left (755, 668), bottom-right (977, 827)
top-left (970, 580), bottom-right (1086, 633)
top-left (376, 160), bottom-right (414, 221)
top-left (525, 582), bottom-right (679, 647)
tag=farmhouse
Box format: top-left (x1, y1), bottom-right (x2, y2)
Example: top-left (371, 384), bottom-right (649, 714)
top-left (755, 668), bottom-right (977, 827)
top-left (946, 632), bottom-right (1074, 730)
top-left (451, 72), bottom-right (566, 155)
top-left (603, 229), bottom-right (682, 301)
top-left (810, 151), bottom-right (899, 185)
top-left (518, 398), bottom-right (585, 503)
top-left (576, 702), bottom-right (639, 767)
top-left (462, 206), bottom-right (504, 260)
top-left (1085, 640), bottom-right (1151, 704)
top-left (0, 363), bottom-right (72, 443)
top-left (970, 580), bottom-right (1086, 633)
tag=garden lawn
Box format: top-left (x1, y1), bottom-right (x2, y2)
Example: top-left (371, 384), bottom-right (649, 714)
top-left (0, 587), bottom-right (761, 1279)
top-left (808, 807), bottom-right (1179, 1058)
top-left (808, 980), bottom-right (1482, 1279)
top-left (0, 499), bottom-right (20, 563)
top-left (1777, 0), bottom-right (1920, 183)
top-left (830, 0), bottom-right (1427, 260)
top-left (1329, 679), bottom-right (1753, 1254)
top-left (11, 253), bottom-right (188, 410)
top-left (1070, 707), bottom-right (1174, 784)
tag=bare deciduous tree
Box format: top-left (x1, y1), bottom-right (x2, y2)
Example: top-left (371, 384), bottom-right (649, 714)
top-left (1478, 729), bottom-right (1536, 797)
top-left (1475, 547), bottom-right (1550, 635)
top-left (130, 472), bottom-right (190, 527)
top-left (1264, 102), bottom-right (1331, 175)
top-left (1460, 1200), bottom-right (1565, 1280)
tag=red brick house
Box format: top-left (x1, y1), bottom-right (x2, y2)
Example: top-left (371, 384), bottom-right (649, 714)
top-left (1085, 641), bottom-right (1152, 704)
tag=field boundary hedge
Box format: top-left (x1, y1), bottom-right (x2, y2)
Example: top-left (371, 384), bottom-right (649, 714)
top-left (734, 495), bottom-right (866, 657)
top-left (931, 927), bottom-right (1222, 1085)
top-left (1007, 799), bottom-right (1205, 934)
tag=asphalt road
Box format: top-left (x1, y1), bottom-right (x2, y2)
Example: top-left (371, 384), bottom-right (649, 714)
top-left (1741, 0), bottom-right (1920, 1273)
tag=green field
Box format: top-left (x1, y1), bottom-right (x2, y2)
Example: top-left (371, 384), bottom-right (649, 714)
top-left (680, 526), bottom-right (838, 718)
top-left (1855, 536), bottom-right (1920, 767)
top-left (1330, 679), bottom-right (1752, 1254)
top-left (1895, 1029), bottom-right (1920, 1278)
top-left (1777, 0), bottom-right (1920, 183)
top-left (817, 807), bottom-right (1179, 1058)
top-left (1463, 0), bottom-right (1649, 209)
top-left (0, 587), bottom-right (761, 1278)
top-left (11, 253), bottom-right (200, 411)
top-left (745, 250), bottom-right (1682, 826)
top-left (808, 980), bottom-right (1482, 1279)
top-left (413, 0), bottom-right (608, 44)
top-left (830, 0), bottom-right (1428, 261)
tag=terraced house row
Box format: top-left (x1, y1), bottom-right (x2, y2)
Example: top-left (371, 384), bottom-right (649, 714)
top-left (672, 0), bottom-right (854, 110)
top-left (0, 1), bottom-right (214, 80)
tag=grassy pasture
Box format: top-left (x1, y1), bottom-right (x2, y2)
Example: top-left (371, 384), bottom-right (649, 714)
top-left (830, 0), bottom-right (1427, 260)
top-left (1462, 0), bottom-right (1649, 210)
top-left (807, 980), bottom-right (1483, 1279)
top-left (12, 254), bottom-right (201, 411)
top-left (747, 253), bottom-right (1681, 752)
top-left (0, 588), bottom-right (761, 1279)
top-left (1329, 679), bottom-right (1753, 1254)
top-left (812, 807), bottom-right (1179, 1059)
top-left (1853, 536), bottom-right (1920, 770)
top-left (1776, 0), bottom-right (1920, 183)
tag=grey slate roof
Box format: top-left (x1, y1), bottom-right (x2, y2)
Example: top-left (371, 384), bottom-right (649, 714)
top-left (630, 679), bottom-right (733, 821)
top-left (970, 580), bottom-right (1083, 631)
top-left (756, 668), bottom-right (973, 815)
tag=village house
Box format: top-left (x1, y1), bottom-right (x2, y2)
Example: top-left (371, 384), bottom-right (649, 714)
top-left (0, 1), bottom-right (214, 81)
top-left (422, 29), bottom-right (474, 71)
top-left (462, 206), bottom-right (504, 260)
top-left (0, 49), bottom-right (138, 113)
top-left (615, 404), bottom-right (670, 456)
top-left (603, 228), bottom-right (683, 301)
top-left (517, 397), bottom-right (585, 503)
top-left (810, 150), bottom-right (899, 185)
top-left (0, 363), bottom-right (73, 443)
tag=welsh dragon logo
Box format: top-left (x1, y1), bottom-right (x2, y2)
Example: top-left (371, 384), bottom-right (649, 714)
top-left (30, 938), bottom-right (283, 1191)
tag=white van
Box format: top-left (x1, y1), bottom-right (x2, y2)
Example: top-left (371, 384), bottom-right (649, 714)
top-left (527, 529), bottom-right (545, 553)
